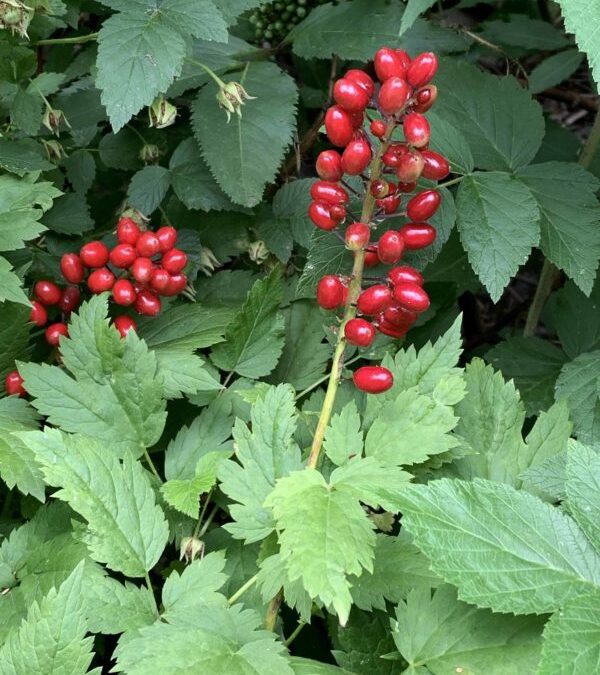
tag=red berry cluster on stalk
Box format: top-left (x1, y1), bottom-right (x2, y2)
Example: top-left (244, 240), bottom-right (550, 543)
top-left (310, 48), bottom-right (448, 395)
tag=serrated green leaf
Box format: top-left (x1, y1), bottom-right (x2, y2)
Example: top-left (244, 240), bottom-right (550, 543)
top-left (291, 657), bottom-right (355, 674)
top-left (556, 350), bottom-right (600, 444)
top-left (529, 49), bottom-right (584, 94)
top-left (296, 229), bottom-right (351, 297)
top-left (524, 399), bottom-right (573, 479)
top-left (456, 171), bottom-right (540, 301)
top-left (481, 13), bottom-right (570, 50)
top-left (10, 87), bottom-right (42, 135)
top-left (192, 62), bottom-right (298, 207)
top-left (41, 192), bottom-right (94, 235)
top-left (271, 179), bottom-right (314, 248)
top-left (20, 429), bottom-right (169, 577)
top-left (98, 128), bottom-right (142, 170)
top-left (324, 401), bottom-right (363, 466)
top-left (64, 149), bottom-right (96, 194)
top-left (161, 451), bottom-right (224, 517)
top-left (211, 267), bottom-right (285, 378)
top-left (0, 139), bottom-right (53, 176)
top-left (127, 165), bottom-right (171, 215)
top-left (0, 302), bottom-right (32, 383)
top-left (427, 113), bottom-right (474, 175)
top-left (398, 477), bottom-right (600, 615)
top-left (566, 442), bottom-right (600, 555)
top-left (399, 0), bottom-right (436, 35)
top-left (555, 0), bottom-right (600, 86)
top-left (0, 257), bottom-right (29, 305)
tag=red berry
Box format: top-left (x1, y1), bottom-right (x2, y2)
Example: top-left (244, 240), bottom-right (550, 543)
top-left (396, 49), bottom-right (411, 71)
top-left (34, 280), bottom-right (61, 306)
top-left (58, 286), bottom-right (81, 313)
top-left (413, 84), bottom-right (438, 113)
top-left (87, 267), bottom-right (115, 293)
top-left (421, 150), bottom-right (450, 180)
top-left (364, 249), bottom-right (379, 267)
top-left (403, 112), bottom-right (430, 148)
top-left (388, 266), bottom-right (424, 287)
top-left (161, 248), bottom-right (187, 275)
top-left (377, 230), bottom-right (405, 264)
top-left (383, 303), bottom-right (418, 326)
top-left (377, 193), bottom-right (401, 215)
top-left (156, 226), bottom-right (177, 252)
top-left (112, 279), bottom-right (137, 306)
top-left (348, 110), bottom-right (365, 128)
top-left (345, 69), bottom-right (375, 98)
top-left (310, 180), bottom-right (349, 206)
top-left (378, 77), bottom-right (411, 115)
top-left (60, 253), bottom-right (85, 284)
top-left (397, 180), bottom-right (417, 193)
top-left (345, 222), bottom-right (371, 250)
top-left (378, 317), bottom-right (409, 339)
top-left (109, 243), bottom-right (137, 269)
top-left (399, 223), bottom-right (436, 250)
top-left (333, 77), bottom-right (370, 112)
top-left (150, 268), bottom-right (171, 293)
top-left (309, 201), bottom-right (338, 231)
top-left (131, 257), bottom-right (155, 284)
top-left (316, 150), bottom-right (343, 182)
top-left (374, 47), bottom-right (407, 82)
top-left (5, 370), bottom-right (26, 397)
top-left (370, 179), bottom-right (389, 199)
top-left (370, 119), bottom-right (387, 138)
top-left (382, 149), bottom-right (401, 168)
top-left (393, 282), bottom-right (430, 312)
top-left (406, 190), bottom-right (441, 221)
top-left (134, 290), bottom-right (161, 316)
top-left (136, 231), bottom-right (161, 258)
top-left (163, 273), bottom-right (187, 296)
top-left (316, 275), bottom-right (345, 310)
top-left (45, 322), bottom-right (68, 346)
top-left (396, 149), bottom-right (424, 183)
top-left (325, 105), bottom-right (354, 147)
top-left (341, 138), bottom-right (372, 175)
top-left (113, 315), bottom-right (137, 337)
top-left (344, 318), bottom-right (376, 347)
top-left (116, 217), bottom-right (141, 245)
top-left (330, 204), bottom-right (347, 222)
top-left (353, 365), bottom-right (393, 394)
top-left (29, 300), bottom-right (48, 327)
top-left (80, 241), bottom-right (109, 268)
top-left (407, 52), bottom-right (438, 88)
top-left (357, 284), bottom-right (393, 315)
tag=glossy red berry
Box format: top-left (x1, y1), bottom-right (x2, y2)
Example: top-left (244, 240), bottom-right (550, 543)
top-left (150, 268), bottom-right (171, 293)
top-left (407, 52), bottom-right (438, 88)
top-left (407, 190), bottom-right (441, 221)
top-left (378, 77), bottom-right (411, 115)
top-left (60, 253), bottom-right (85, 284)
top-left (5, 371), bottom-right (26, 397)
top-left (341, 138), bottom-right (372, 175)
top-left (80, 241), bottom-right (109, 268)
top-left (370, 119), bottom-right (386, 138)
top-left (162, 248), bottom-right (187, 275)
top-left (370, 179), bottom-right (389, 198)
top-left (309, 201), bottom-right (338, 231)
top-left (421, 150), bottom-right (450, 180)
top-left (29, 300), bottom-right (47, 327)
top-left (156, 226), bottom-right (177, 252)
top-left (132, 257), bottom-right (155, 284)
top-left (45, 322), bottom-right (68, 346)
top-left (109, 243), bottom-right (137, 269)
top-left (388, 266), bottom-right (424, 287)
top-left (325, 105), bottom-right (354, 147)
top-left (357, 284), bottom-right (393, 315)
top-left (113, 315), bottom-right (137, 337)
top-left (88, 267), bottom-right (115, 293)
top-left (377, 230), bottom-right (405, 264)
top-left (134, 290), bottom-right (161, 316)
top-left (345, 222), bottom-right (371, 250)
top-left (330, 204), bottom-right (347, 222)
top-left (316, 150), bottom-right (344, 182)
top-left (345, 69), bottom-right (375, 98)
top-left (364, 249), bottom-right (379, 267)
top-left (399, 223), bottom-right (437, 250)
top-left (374, 47), bottom-right (407, 82)
top-left (348, 110), bottom-right (365, 128)
top-left (377, 193), bottom-right (401, 215)
top-left (136, 231), bottom-right (161, 258)
top-left (333, 77), bottom-right (370, 112)
top-left (397, 180), bottom-right (418, 193)
top-left (58, 286), bottom-right (81, 313)
top-left (383, 303), bottom-right (418, 326)
top-left (34, 280), bottom-right (61, 306)
top-left (382, 149), bottom-right (401, 167)
top-left (378, 317), bottom-right (409, 339)
top-left (112, 279), bottom-right (137, 306)
top-left (393, 282), bottom-right (430, 312)
top-left (396, 150), bottom-right (424, 183)
top-left (413, 84), bottom-right (438, 113)
top-left (116, 217), bottom-right (141, 245)
top-left (353, 365), bottom-right (393, 393)
top-left (396, 49), bottom-right (411, 71)
top-left (316, 275), bottom-right (345, 310)
top-left (310, 180), bottom-right (349, 206)
top-left (344, 318), bottom-right (376, 347)
top-left (403, 112), bottom-right (430, 148)
top-left (163, 273), bottom-right (187, 296)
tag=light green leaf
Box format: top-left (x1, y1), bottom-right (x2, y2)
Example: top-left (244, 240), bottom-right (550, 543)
top-left (524, 400), bottom-right (573, 476)
top-left (324, 400), bottom-right (363, 466)
top-left (211, 267), bottom-right (285, 378)
top-left (556, 350), bottom-right (600, 444)
top-left (398, 477), bottom-right (600, 615)
top-left (399, 0), bottom-right (436, 35)
top-left (127, 165), bottom-right (171, 215)
top-left (161, 451), bottom-right (224, 517)
top-left (20, 429), bottom-right (169, 577)
top-left (529, 49), bottom-right (584, 94)
top-left (456, 171), bottom-right (540, 301)
top-left (556, 0), bottom-right (600, 86)
top-left (0, 139), bottom-right (53, 176)
top-left (566, 441), bottom-right (600, 555)
top-left (192, 61), bottom-right (298, 207)
top-left (291, 657), bottom-right (355, 674)
top-left (0, 257), bottom-right (29, 305)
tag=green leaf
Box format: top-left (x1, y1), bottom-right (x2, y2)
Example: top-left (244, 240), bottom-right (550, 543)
top-left (556, 350), bottom-right (600, 444)
top-left (64, 149), bottom-right (96, 194)
top-left (392, 583), bottom-right (544, 674)
top-left (0, 256), bottom-right (29, 305)
top-left (98, 128), bottom-right (142, 170)
top-left (399, 0), bottom-right (436, 35)
top-left (271, 179), bottom-right (314, 248)
top-left (523, 400), bottom-right (573, 479)
top-left (556, 0), bottom-right (600, 86)
top-left (529, 49), bottom-right (584, 94)
top-left (161, 451), bottom-right (224, 517)
top-left (537, 589), bottom-right (600, 675)
top-left (566, 442), bottom-right (600, 555)
top-left (211, 267), bottom-right (285, 378)
top-left (427, 113), bottom-right (474, 175)
top-left (434, 59), bottom-right (545, 171)
top-left (517, 162), bottom-right (600, 295)
top-left (397, 477), bottom-right (600, 615)
top-left (291, 657), bottom-right (355, 675)
top-left (0, 302), bottom-right (32, 382)
top-left (481, 14), bottom-right (570, 50)
top-left (97, 0), bottom-right (228, 131)
top-left (192, 61), bottom-right (298, 207)
top-left (127, 165), bottom-right (171, 215)
top-left (0, 563), bottom-right (95, 675)
top-left (10, 87), bottom-right (42, 135)
top-left (266, 468), bottom-right (376, 624)
top-left (324, 401), bottom-right (363, 466)
top-left (41, 192), bottom-right (94, 235)
top-left (456, 171), bottom-right (540, 301)
top-left (296, 229), bottom-right (351, 297)
top-left (0, 139), bottom-right (53, 176)
top-left (20, 429), bottom-right (169, 577)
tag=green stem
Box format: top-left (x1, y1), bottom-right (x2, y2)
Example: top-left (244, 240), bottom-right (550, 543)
top-left (143, 448), bottom-right (162, 483)
top-left (295, 354), bottom-right (361, 401)
top-left (184, 57), bottom-right (227, 88)
top-left (524, 109), bottom-right (600, 337)
top-left (265, 589), bottom-right (283, 631)
top-left (197, 503), bottom-right (219, 538)
top-left (144, 571), bottom-right (159, 616)
top-left (284, 620), bottom-right (307, 647)
top-left (35, 32), bottom-right (99, 46)
top-left (227, 573), bottom-right (259, 605)
top-left (437, 175), bottom-right (465, 189)
top-left (192, 490), bottom-right (213, 539)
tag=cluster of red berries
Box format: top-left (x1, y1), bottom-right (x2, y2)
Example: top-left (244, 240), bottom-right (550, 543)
top-left (4, 217), bottom-right (188, 398)
top-left (310, 48), bottom-right (448, 395)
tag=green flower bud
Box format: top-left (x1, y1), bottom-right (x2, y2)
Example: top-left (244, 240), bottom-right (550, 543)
top-left (148, 96), bottom-right (177, 129)
top-left (139, 143), bottom-right (160, 164)
top-left (42, 107), bottom-right (70, 136)
top-left (179, 536), bottom-right (204, 563)
top-left (248, 240), bottom-right (269, 264)
top-left (0, 0), bottom-right (34, 37)
top-left (216, 81), bottom-right (256, 122)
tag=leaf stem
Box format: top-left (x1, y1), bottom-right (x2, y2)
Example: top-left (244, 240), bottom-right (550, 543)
top-left (265, 589), bottom-right (283, 631)
top-left (34, 32), bottom-right (99, 45)
top-left (192, 489), bottom-right (213, 538)
top-left (144, 571), bottom-right (159, 616)
top-left (227, 572), bottom-right (259, 605)
top-left (284, 620), bottom-right (307, 647)
top-left (143, 448), bottom-right (162, 483)
top-left (437, 175), bottom-right (465, 189)
top-left (184, 57), bottom-right (227, 88)
top-left (295, 354), bottom-right (361, 401)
